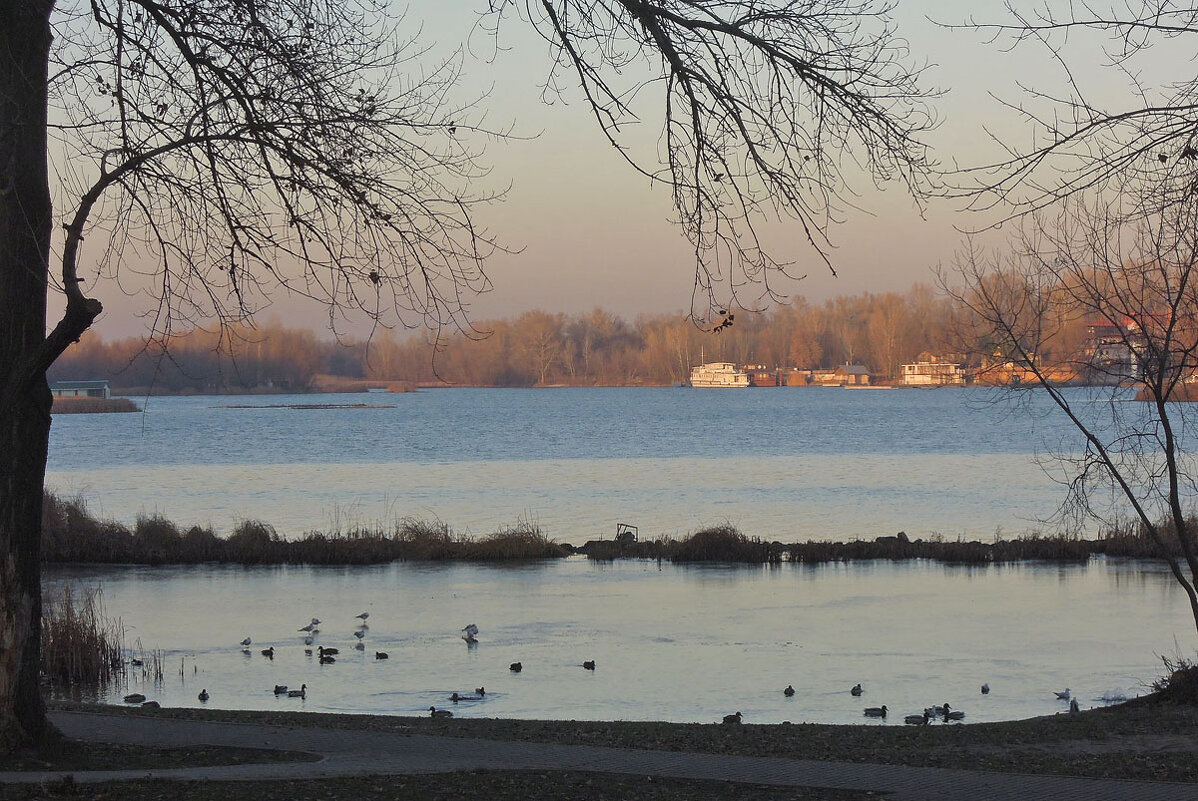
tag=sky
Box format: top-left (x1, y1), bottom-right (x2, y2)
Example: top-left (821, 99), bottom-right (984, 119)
top-left (64, 1), bottom-right (1162, 340)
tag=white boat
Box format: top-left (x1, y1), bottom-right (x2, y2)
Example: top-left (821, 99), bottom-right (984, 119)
top-left (689, 362), bottom-right (749, 388)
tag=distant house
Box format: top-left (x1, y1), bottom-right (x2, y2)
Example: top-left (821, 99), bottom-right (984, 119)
top-left (49, 379), bottom-right (110, 399)
top-left (900, 358), bottom-right (965, 386)
top-left (835, 364), bottom-right (871, 386)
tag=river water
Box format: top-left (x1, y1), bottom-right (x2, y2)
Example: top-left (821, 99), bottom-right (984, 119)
top-left (41, 386), bottom-right (1195, 724)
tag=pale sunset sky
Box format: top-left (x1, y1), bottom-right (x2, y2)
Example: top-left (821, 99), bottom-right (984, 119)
top-left (67, 1), bottom-right (1162, 339)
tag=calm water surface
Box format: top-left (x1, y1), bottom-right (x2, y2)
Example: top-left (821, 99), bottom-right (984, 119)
top-left (43, 387), bottom-right (1192, 724)
top-left (44, 387), bottom-right (1135, 541)
top-left (46, 557), bottom-right (1187, 724)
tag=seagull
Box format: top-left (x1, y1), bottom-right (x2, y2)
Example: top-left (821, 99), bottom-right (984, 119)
top-left (430, 706), bottom-right (453, 718)
top-left (981, 683), bottom-right (990, 695)
top-left (353, 630), bottom-right (366, 640)
top-left (239, 637), bottom-right (252, 648)
top-left (311, 618), bottom-right (321, 626)
top-left (1054, 688), bottom-right (1071, 701)
top-left (783, 685), bottom-right (795, 697)
top-left (927, 703), bottom-right (950, 717)
top-left (863, 705), bottom-right (888, 718)
top-left (356, 612), bottom-right (370, 622)
top-left (288, 684), bottom-right (307, 698)
top-left (722, 711), bottom-right (742, 725)
top-left (298, 623), bottom-right (317, 633)
top-left (461, 624), bottom-right (478, 643)
top-left (197, 689), bottom-right (209, 702)
top-left (851, 683), bottom-right (864, 696)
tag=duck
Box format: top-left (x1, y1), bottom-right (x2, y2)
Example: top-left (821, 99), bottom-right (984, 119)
top-left (904, 711), bottom-right (930, 725)
top-left (197, 689), bottom-right (210, 702)
top-left (927, 703), bottom-right (950, 717)
top-left (850, 683), bottom-right (863, 696)
top-left (129, 658), bottom-right (144, 667)
top-left (273, 685), bottom-right (288, 695)
top-left (944, 709), bottom-right (965, 721)
top-left (475, 687), bottom-right (486, 697)
top-left (981, 683), bottom-right (990, 695)
top-left (375, 652), bottom-right (389, 660)
top-left (1055, 688), bottom-right (1071, 701)
top-left (722, 711), bottom-right (742, 725)
top-left (429, 706), bottom-right (452, 718)
top-left (509, 662), bottom-right (522, 672)
top-left (287, 684), bottom-right (307, 698)
top-left (583, 660), bottom-right (596, 671)
top-left (123, 693), bottom-right (146, 704)
top-left (461, 623), bottom-right (479, 643)
top-left (319, 646), bottom-right (339, 656)
top-left (783, 685), bottom-right (795, 697)
top-left (141, 700), bottom-right (160, 708)
top-left (261, 647), bottom-right (274, 658)
top-left (863, 705), bottom-right (888, 718)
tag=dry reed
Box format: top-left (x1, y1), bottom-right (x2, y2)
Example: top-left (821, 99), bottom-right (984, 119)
top-left (41, 584), bottom-right (124, 685)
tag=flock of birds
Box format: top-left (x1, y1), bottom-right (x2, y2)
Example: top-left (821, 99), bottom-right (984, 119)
top-left (120, 613), bottom-right (1087, 724)
top-left (721, 682), bottom-right (1081, 726)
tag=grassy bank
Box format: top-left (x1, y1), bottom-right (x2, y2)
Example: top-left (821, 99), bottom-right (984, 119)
top-left (41, 492), bottom-right (1182, 566)
top-left (49, 397), bottom-right (138, 414)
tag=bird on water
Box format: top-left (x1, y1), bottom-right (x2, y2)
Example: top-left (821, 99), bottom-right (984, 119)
top-left (863, 705), bottom-right (887, 718)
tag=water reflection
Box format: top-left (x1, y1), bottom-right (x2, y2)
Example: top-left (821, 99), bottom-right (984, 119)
top-left (45, 556), bottom-right (1191, 726)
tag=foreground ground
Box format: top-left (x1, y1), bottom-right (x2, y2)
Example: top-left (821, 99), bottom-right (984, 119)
top-left (0, 701), bottom-right (1194, 800)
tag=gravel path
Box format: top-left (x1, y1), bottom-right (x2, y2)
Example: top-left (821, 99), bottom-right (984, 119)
top-left (0, 711), bottom-right (1190, 801)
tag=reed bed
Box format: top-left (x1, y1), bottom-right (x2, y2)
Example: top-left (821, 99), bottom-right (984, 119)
top-left (50, 397), bottom-right (139, 414)
top-left (41, 584), bottom-right (124, 685)
top-left (40, 490), bottom-right (1185, 567)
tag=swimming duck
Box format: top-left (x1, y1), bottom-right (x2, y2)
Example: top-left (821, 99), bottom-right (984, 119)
top-left (375, 652), bottom-right (389, 660)
top-left (273, 685), bottom-right (288, 695)
top-left (944, 709), bottom-right (965, 721)
top-left (261, 647), bottom-right (274, 658)
top-left (783, 685), bottom-right (795, 697)
top-left (319, 646), bottom-right (339, 656)
top-left (429, 706), bottom-right (453, 718)
top-left (981, 683), bottom-right (990, 694)
top-left (722, 711), bottom-right (743, 725)
top-left (510, 662), bottom-right (522, 672)
top-left (904, 711), bottom-right (930, 725)
top-left (583, 660), bottom-right (596, 671)
top-left (475, 687), bottom-right (486, 697)
top-left (850, 683), bottom-right (863, 696)
top-left (863, 705), bottom-right (888, 718)
top-left (141, 700), bottom-right (160, 708)
top-left (123, 693), bottom-right (146, 704)
top-left (197, 689), bottom-right (209, 702)
top-left (129, 658), bottom-right (144, 667)
top-left (288, 684), bottom-right (307, 698)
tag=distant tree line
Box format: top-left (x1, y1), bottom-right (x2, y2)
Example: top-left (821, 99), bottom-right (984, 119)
top-left (47, 284), bottom-right (985, 391)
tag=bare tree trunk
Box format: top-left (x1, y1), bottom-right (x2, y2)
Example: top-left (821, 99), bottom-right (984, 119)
top-left (0, 0), bottom-right (55, 748)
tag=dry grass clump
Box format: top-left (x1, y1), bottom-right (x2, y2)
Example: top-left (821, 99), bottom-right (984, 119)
top-left (41, 585), bottom-right (124, 685)
top-left (50, 397), bottom-right (138, 414)
top-left (669, 525), bottom-right (778, 563)
top-left (393, 519), bottom-right (458, 560)
top-left (463, 522), bottom-right (570, 560)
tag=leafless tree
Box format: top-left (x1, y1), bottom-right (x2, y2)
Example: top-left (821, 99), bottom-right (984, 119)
top-left (944, 180), bottom-right (1198, 635)
top-left (0, 0), bottom-right (934, 746)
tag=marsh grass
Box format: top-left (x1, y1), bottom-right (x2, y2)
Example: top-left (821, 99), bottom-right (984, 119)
top-left (41, 585), bottom-right (124, 686)
top-left (667, 525), bottom-right (779, 563)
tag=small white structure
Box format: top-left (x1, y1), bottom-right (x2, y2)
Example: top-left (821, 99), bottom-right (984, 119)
top-left (689, 362), bottom-right (750, 388)
top-left (49, 379), bottom-right (111, 398)
top-left (900, 361), bottom-right (964, 386)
